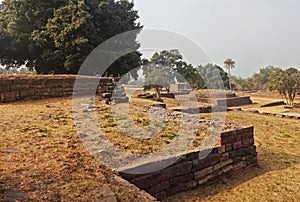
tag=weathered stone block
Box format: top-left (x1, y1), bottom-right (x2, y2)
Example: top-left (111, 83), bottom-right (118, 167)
top-left (20, 90), bottom-right (34, 98)
top-left (192, 153), bottom-right (220, 171)
top-left (0, 79), bottom-right (13, 86)
top-left (221, 153), bottom-right (230, 162)
top-left (166, 180), bottom-right (197, 197)
top-left (10, 84), bottom-right (30, 91)
top-left (194, 166), bottom-right (213, 180)
top-left (213, 159), bottom-right (233, 171)
top-left (14, 79), bottom-right (28, 85)
top-left (233, 141), bottom-right (243, 150)
top-left (221, 131), bottom-right (233, 145)
top-left (163, 161), bottom-right (193, 180)
top-left (206, 169), bottom-right (223, 182)
top-left (243, 138), bottom-right (254, 147)
top-left (29, 79), bottom-right (45, 85)
top-left (49, 92), bottom-right (63, 97)
top-left (229, 148), bottom-right (250, 158)
top-left (4, 91), bottom-right (20, 99)
top-left (222, 165), bottom-right (234, 173)
top-left (233, 161), bottom-right (247, 171)
top-left (233, 156), bottom-right (242, 162)
top-left (218, 145), bottom-right (226, 154)
top-left (50, 88), bottom-right (63, 92)
top-left (197, 177), bottom-right (208, 185)
top-left (146, 181), bottom-right (169, 194)
top-left (169, 173), bottom-right (194, 187)
top-left (225, 144), bottom-right (233, 152)
top-left (131, 172), bottom-right (163, 189)
top-left (232, 132), bottom-right (242, 142)
top-left (185, 151), bottom-right (199, 161)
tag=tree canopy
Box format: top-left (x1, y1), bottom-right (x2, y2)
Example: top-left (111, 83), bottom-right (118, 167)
top-left (232, 66), bottom-right (284, 91)
top-left (0, 0), bottom-right (142, 75)
top-left (252, 66), bottom-right (281, 90)
top-left (198, 63), bottom-right (229, 89)
top-left (267, 67), bottom-right (300, 106)
top-left (142, 49), bottom-right (232, 94)
top-left (142, 49), bottom-right (205, 92)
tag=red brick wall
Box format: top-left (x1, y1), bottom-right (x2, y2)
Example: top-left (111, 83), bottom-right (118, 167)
top-left (0, 75), bottom-right (115, 102)
top-left (120, 126), bottom-right (257, 200)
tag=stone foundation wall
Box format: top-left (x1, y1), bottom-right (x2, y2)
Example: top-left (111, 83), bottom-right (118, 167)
top-left (0, 75), bottom-right (116, 102)
top-left (120, 126), bottom-right (257, 201)
top-left (216, 96), bottom-right (253, 107)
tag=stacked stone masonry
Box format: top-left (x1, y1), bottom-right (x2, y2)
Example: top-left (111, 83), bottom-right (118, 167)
top-left (120, 126), bottom-right (257, 201)
top-left (216, 96), bottom-right (253, 107)
top-left (0, 75), bottom-right (116, 102)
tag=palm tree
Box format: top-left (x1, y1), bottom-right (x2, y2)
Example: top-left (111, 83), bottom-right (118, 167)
top-left (224, 58), bottom-right (236, 90)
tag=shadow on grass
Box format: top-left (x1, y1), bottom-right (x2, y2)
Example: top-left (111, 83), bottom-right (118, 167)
top-left (0, 180), bottom-right (29, 202)
top-left (0, 181), bottom-right (4, 201)
top-left (165, 147), bottom-right (300, 201)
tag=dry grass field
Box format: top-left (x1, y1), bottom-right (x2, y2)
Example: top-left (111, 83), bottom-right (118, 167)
top-left (0, 95), bottom-right (300, 201)
top-left (168, 112), bottom-right (300, 201)
top-left (0, 97), bottom-right (154, 201)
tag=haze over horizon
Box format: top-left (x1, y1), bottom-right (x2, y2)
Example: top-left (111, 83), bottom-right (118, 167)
top-left (1, 0), bottom-right (300, 78)
top-left (134, 0), bottom-right (300, 77)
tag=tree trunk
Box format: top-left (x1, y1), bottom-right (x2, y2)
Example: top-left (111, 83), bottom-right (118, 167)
top-left (155, 85), bottom-right (161, 100)
top-left (228, 68), bottom-right (232, 91)
top-left (288, 93), bottom-right (294, 107)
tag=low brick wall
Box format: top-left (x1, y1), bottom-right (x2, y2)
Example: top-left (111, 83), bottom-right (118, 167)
top-left (0, 75), bottom-right (116, 102)
top-left (216, 96), bottom-right (253, 107)
top-left (120, 126), bottom-right (257, 200)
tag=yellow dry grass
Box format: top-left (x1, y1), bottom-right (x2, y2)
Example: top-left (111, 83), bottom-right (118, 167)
top-left (0, 97), bottom-right (153, 201)
top-left (95, 98), bottom-right (209, 154)
top-left (167, 112), bottom-right (300, 201)
top-left (0, 96), bottom-right (208, 201)
top-left (1, 94), bottom-right (299, 201)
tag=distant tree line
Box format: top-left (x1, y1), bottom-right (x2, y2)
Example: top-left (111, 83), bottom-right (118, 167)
top-left (141, 49), bottom-right (231, 99)
top-left (232, 66), bottom-right (300, 107)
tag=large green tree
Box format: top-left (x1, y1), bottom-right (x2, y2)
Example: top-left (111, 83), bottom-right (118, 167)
top-left (143, 49), bottom-right (205, 91)
top-left (0, 0), bottom-right (142, 75)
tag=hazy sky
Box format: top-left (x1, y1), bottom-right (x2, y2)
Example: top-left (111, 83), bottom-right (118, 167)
top-left (134, 0), bottom-right (300, 77)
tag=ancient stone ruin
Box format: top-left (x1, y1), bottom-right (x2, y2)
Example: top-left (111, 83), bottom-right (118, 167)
top-left (120, 126), bottom-right (257, 200)
top-left (0, 75), bottom-right (258, 201)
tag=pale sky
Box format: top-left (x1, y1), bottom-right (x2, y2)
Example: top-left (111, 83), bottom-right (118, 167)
top-left (134, 0), bottom-right (300, 77)
top-left (1, 0), bottom-right (300, 77)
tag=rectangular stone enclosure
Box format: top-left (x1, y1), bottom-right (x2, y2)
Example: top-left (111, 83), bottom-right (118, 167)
top-left (120, 126), bottom-right (257, 201)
